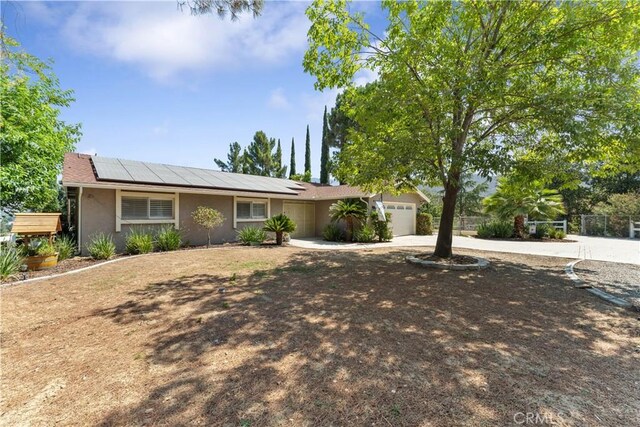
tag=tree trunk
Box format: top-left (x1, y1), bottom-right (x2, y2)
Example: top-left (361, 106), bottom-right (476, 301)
top-left (346, 217), bottom-right (353, 242)
top-left (514, 215), bottom-right (525, 238)
top-left (207, 230), bottom-right (211, 248)
top-left (434, 184), bottom-right (460, 258)
top-left (276, 231), bottom-right (283, 246)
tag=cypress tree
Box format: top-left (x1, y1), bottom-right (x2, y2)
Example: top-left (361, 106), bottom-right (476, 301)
top-left (289, 137), bottom-right (296, 178)
top-left (320, 106), bottom-right (330, 184)
top-left (304, 125), bottom-right (311, 176)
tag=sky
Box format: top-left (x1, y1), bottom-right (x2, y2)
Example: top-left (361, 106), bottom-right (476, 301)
top-left (2, 0), bottom-right (382, 177)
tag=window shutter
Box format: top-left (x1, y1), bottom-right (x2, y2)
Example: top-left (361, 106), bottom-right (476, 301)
top-left (122, 197), bottom-right (148, 219)
top-left (150, 199), bottom-right (173, 219)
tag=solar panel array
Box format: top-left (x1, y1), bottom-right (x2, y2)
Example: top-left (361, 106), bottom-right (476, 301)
top-left (91, 156), bottom-right (304, 195)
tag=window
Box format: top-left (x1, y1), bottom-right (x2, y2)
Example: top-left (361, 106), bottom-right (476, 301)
top-left (236, 200), bottom-right (267, 220)
top-left (122, 196), bottom-right (173, 220)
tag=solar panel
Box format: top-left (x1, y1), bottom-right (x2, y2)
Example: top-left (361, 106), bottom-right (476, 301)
top-left (91, 155), bottom-right (300, 195)
top-left (92, 157), bottom-right (133, 181)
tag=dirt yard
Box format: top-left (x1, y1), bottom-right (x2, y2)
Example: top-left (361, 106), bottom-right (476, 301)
top-left (1, 247), bottom-right (638, 426)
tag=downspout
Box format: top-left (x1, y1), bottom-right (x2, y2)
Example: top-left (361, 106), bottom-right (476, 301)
top-left (77, 186), bottom-right (83, 252)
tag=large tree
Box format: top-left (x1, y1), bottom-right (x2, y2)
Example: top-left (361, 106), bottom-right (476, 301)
top-left (274, 138), bottom-right (287, 178)
top-left (289, 137), bottom-right (297, 178)
top-left (214, 141), bottom-right (243, 172)
top-left (1, 32), bottom-right (81, 213)
top-left (304, 0), bottom-right (640, 257)
top-left (320, 106), bottom-right (330, 184)
top-left (245, 131), bottom-right (275, 176)
top-left (304, 125), bottom-right (311, 176)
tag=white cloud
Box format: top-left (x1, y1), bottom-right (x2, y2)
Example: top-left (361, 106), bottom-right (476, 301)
top-left (59, 1), bottom-right (310, 82)
top-left (301, 88), bottom-right (341, 124)
top-left (79, 147), bottom-right (98, 156)
top-left (267, 88), bottom-right (290, 109)
top-left (353, 67), bottom-right (379, 87)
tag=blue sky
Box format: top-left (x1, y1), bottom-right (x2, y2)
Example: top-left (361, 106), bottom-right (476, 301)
top-left (3, 1), bottom-right (381, 177)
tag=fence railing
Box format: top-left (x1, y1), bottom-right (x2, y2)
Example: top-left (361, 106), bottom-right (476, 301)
top-left (631, 220), bottom-right (640, 239)
top-left (525, 220), bottom-right (567, 234)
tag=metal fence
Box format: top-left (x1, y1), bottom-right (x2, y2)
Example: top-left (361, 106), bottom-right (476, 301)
top-left (580, 215), bottom-right (640, 238)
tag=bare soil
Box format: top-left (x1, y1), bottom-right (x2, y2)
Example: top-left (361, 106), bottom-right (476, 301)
top-left (1, 246), bottom-right (638, 426)
top-left (416, 253), bottom-right (479, 265)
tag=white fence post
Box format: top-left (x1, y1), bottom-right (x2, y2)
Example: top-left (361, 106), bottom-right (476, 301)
top-left (562, 219), bottom-right (567, 234)
top-left (581, 214), bottom-right (585, 235)
top-left (632, 219), bottom-right (635, 239)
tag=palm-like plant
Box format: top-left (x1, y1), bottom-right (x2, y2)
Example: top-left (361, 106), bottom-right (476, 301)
top-left (329, 199), bottom-right (368, 242)
top-left (263, 214), bottom-right (296, 245)
top-left (483, 178), bottom-right (566, 238)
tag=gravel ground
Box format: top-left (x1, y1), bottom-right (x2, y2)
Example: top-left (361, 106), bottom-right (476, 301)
top-left (575, 260), bottom-right (640, 309)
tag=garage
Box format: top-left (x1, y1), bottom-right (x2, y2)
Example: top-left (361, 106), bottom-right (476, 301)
top-left (283, 202), bottom-right (315, 238)
top-left (384, 202), bottom-right (416, 236)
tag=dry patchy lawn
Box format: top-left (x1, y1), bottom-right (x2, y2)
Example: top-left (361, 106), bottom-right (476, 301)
top-left (1, 247), bottom-right (639, 426)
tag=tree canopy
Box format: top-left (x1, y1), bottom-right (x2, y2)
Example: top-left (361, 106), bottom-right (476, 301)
top-left (320, 106), bottom-right (330, 184)
top-left (304, 0), bottom-right (640, 257)
top-left (214, 142), bottom-right (243, 173)
top-left (179, 0), bottom-right (263, 20)
top-left (1, 31), bottom-right (82, 213)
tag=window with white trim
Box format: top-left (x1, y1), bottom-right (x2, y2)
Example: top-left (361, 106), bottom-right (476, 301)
top-left (122, 196), bottom-right (174, 220)
top-left (237, 200), bottom-right (267, 220)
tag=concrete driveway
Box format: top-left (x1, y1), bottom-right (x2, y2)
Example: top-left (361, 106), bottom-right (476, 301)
top-left (290, 234), bottom-right (640, 265)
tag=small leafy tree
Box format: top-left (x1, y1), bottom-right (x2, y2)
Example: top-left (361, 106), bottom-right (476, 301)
top-left (329, 199), bottom-right (367, 242)
top-left (483, 177), bottom-right (566, 238)
top-left (191, 206), bottom-right (225, 247)
top-left (263, 213), bottom-right (296, 246)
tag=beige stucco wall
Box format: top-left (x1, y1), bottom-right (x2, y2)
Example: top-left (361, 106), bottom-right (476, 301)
top-left (80, 188), bottom-right (119, 253)
top-left (78, 189), bottom-right (426, 253)
top-left (79, 189), bottom-right (288, 254)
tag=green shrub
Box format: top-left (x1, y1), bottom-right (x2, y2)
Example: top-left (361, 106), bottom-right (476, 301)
top-left (533, 223), bottom-right (552, 239)
top-left (354, 224), bottom-right (376, 243)
top-left (87, 233), bottom-right (116, 260)
top-left (156, 226), bottom-right (182, 251)
top-left (322, 223), bottom-right (344, 241)
top-left (36, 241), bottom-right (57, 257)
top-left (55, 235), bottom-right (76, 261)
top-left (0, 245), bottom-right (24, 281)
top-left (237, 226), bottom-right (267, 245)
top-left (263, 214), bottom-right (296, 245)
top-left (416, 213), bottom-right (433, 235)
top-left (371, 212), bottom-right (393, 242)
top-left (477, 220), bottom-right (513, 238)
top-left (125, 228), bottom-right (154, 254)
top-left (555, 230), bottom-right (566, 240)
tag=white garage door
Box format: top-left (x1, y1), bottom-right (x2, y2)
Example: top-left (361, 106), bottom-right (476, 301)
top-left (384, 203), bottom-right (416, 236)
top-left (282, 202), bottom-right (315, 238)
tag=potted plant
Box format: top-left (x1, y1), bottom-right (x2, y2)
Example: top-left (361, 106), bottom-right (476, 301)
top-left (22, 239), bottom-right (59, 270)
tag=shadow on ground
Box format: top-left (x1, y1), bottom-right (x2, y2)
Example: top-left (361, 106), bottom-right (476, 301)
top-left (94, 249), bottom-right (639, 426)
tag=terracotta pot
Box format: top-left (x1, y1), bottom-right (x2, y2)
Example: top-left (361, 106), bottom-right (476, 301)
top-left (25, 253), bottom-right (59, 271)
